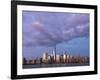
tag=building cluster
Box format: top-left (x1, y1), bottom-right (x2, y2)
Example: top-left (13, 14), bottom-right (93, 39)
top-left (23, 49), bottom-right (89, 65)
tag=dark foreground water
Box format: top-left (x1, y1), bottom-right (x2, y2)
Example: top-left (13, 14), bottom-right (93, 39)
top-left (23, 63), bottom-right (89, 69)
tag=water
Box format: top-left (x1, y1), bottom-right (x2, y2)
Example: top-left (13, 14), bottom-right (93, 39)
top-left (23, 63), bottom-right (89, 69)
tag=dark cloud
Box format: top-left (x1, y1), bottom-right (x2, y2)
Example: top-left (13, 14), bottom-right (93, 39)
top-left (22, 11), bottom-right (89, 47)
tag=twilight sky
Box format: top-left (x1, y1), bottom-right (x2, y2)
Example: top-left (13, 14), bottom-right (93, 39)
top-left (22, 11), bottom-right (90, 60)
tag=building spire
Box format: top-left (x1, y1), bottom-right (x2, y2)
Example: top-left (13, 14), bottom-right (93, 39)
top-left (54, 45), bottom-right (56, 55)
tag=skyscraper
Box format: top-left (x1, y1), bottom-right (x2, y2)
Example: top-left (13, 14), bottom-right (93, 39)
top-left (52, 45), bottom-right (56, 62)
top-left (42, 52), bottom-right (48, 61)
top-left (56, 54), bottom-right (60, 63)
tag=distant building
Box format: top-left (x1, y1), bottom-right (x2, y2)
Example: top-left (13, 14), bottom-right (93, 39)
top-left (42, 52), bottom-right (48, 60)
top-left (23, 58), bottom-right (27, 65)
top-left (60, 55), bottom-right (64, 63)
top-left (56, 54), bottom-right (60, 63)
top-left (31, 59), bottom-right (36, 64)
top-left (63, 54), bottom-right (67, 63)
top-left (52, 49), bottom-right (56, 61)
top-left (67, 55), bottom-right (70, 63)
top-left (42, 52), bottom-right (49, 63)
top-left (48, 55), bottom-right (51, 60)
top-left (50, 53), bottom-right (54, 63)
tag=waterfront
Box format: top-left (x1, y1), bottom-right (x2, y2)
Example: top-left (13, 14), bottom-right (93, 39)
top-left (23, 63), bottom-right (89, 69)
top-left (23, 46), bottom-right (89, 69)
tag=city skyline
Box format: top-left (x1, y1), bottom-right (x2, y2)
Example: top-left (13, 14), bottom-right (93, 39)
top-left (22, 11), bottom-right (90, 60)
top-left (23, 37), bottom-right (89, 60)
top-left (23, 45), bottom-right (90, 69)
top-left (23, 49), bottom-right (89, 67)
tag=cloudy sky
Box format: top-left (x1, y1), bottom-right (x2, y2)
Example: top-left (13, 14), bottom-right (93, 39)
top-left (22, 11), bottom-right (90, 60)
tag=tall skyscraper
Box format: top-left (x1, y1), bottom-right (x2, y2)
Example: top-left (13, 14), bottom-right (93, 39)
top-left (52, 45), bottom-right (56, 62)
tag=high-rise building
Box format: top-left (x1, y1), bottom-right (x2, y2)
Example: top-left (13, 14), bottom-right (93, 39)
top-left (67, 55), bottom-right (70, 63)
top-left (53, 49), bottom-right (56, 61)
top-left (63, 54), bottom-right (67, 63)
top-left (48, 55), bottom-right (51, 60)
top-left (56, 54), bottom-right (60, 63)
top-left (52, 46), bottom-right (56, 62)
top-left (42, 52), bottom-right (48, 61)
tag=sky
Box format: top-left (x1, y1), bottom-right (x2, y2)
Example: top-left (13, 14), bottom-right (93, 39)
top-left (22, 11), bottom-right (90, 60)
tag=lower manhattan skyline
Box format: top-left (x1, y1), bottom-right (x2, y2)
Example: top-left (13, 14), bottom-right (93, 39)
top-left (22, 11), bottom-right (90, 60)
top-left (23, 37), bottom-right (89, 60)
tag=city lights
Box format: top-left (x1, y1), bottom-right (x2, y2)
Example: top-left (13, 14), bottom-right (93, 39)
top-left (23, 49), bottom-right (89, 65)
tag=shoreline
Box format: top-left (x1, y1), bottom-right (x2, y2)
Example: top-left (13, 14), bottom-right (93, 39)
top-left (23, 63), bottom-right (89, 69)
